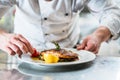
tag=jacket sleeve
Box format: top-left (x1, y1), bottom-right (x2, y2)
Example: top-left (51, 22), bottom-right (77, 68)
top-left (0, 0), bottom-right (16, 18)
top-left (86, 0), bottom-right (120, 40)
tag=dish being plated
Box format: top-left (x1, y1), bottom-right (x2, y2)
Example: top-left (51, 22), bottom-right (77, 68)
top-left (18, 42), bottom-right (96, 67)
top-left (31, 48), bottom-right (79, 63)
top-left (18, 49), bottom-right (96, 67)
top-left (30, 42), bottom-right (79, 63)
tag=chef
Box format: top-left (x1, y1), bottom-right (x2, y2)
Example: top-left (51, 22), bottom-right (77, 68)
top-left (0, 0), bottom-right (120, 56)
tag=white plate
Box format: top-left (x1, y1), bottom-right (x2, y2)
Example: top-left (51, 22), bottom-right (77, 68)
top-left (18, 48), bottom-right (96, 67)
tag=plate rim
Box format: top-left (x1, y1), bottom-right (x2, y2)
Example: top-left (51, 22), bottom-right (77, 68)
top-left (18, 49), bottom-right (96, 67)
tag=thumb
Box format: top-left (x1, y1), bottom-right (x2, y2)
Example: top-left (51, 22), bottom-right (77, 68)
top-left (77, 39), bottom-right (87, 50)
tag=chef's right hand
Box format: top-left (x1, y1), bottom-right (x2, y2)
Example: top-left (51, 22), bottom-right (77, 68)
top-left (0, 32), bottom-right (34, 57)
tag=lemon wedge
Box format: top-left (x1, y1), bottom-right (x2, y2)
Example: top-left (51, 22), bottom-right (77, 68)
top-left (43, 54), bottom-right (59, 63)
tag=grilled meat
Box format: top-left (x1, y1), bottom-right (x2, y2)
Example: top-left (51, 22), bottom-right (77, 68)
top-left (39, 49), bottom-right (79, 62)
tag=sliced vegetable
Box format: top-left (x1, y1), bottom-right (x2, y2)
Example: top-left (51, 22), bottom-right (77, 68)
top-left (31, 48), bottom-right (39, 57)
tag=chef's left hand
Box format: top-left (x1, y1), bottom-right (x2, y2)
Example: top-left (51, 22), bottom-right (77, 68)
top-left (76, 34), bottom-right (102, 54)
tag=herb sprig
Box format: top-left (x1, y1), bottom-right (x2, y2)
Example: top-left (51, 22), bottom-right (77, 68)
top-left (52, 41), bottom-right (61, 50)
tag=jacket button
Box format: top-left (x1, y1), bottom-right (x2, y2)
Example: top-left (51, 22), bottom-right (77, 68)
top-left (65, 13), bottom-right (69, 16)
top-left (62, 30), bottom-right (65, 32)
top-left (44, 17), bottom-right (47, 20)
top-left (45, 33), bottom-right (49, 35)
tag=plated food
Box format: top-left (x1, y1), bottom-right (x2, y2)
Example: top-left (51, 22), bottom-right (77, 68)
top-left (31, 42), bottom-right (79, 63)
top-left (31, 48), bottom-right (79, 63)
top-left (17, 49), bottom-right (96, 73)
top-left (18, 48), bottom-right (96, 67)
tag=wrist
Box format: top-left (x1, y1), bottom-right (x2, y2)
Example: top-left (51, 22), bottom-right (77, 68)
top-left (93, 26), bottom-right (111, 42)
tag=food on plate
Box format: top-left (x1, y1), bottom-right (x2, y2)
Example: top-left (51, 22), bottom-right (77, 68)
top-left (31, 48), bottom-right (79, 63)
top-left (31, 41), bottom-right (79, 63)
top-left (31, 48), bottom-right (39, 57)
top-left (40, 49), bottom-right (79, 63)
top-left (43, 53), bottom-right (59, 63)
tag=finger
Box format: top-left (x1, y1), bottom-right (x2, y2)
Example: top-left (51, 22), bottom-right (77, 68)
top-left (3, 47), bottom-right (16, 55)
top-left (93, 46), bottom-right (100, 54)
top-left (16, 34), bottom-right (34, 53)
top-left (10, 37), bottom-right (28, 53)
top-left (18, 53), bottom-right (23, 58)
top-left (85, 41), bottom-right (96, 51)
top-left (77, 40), bottom-right (87, 50)
top-left (85, 44), bottom-right (95, 52)
top-left (8, 42), bottom-right (22, 55)
top-left (93, 47), bottom-right (99, 54)
top-left (76, 44), bottom-right (84, 50)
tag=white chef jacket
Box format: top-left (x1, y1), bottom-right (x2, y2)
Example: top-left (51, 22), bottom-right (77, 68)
top-left (0, 0), bottom-right (120, 49)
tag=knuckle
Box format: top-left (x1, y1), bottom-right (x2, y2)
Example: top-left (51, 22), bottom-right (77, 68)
top-left (10, 36), bottom-right (17, 40)
top-left (4, 45), bottom-right (8, 47)
top-left (15, 48), bottom-right (20, 53)
top-left (20, 45), bottom-right (27, 53)
top-left (17, 34), bottom-right (22, 37)
top-left (25, 41), bottom-right (29, 45)
top-left (17, 51), bottom-right (22, 55)
top-left (7, 41), bottom-right (12, 45)
top-left (20, 45), bottom-right (25, 50)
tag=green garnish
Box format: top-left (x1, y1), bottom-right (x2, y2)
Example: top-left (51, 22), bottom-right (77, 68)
top-left (52, 41), bottom-right (61, 50)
